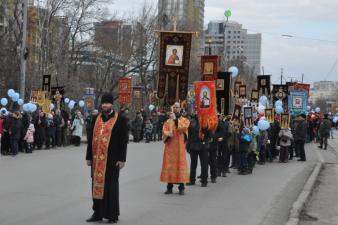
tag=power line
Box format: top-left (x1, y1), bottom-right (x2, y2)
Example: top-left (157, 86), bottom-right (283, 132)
top-left (247, 29), bottom-right (338, 44)
top-left (323, 58), bottom-right (338, 81)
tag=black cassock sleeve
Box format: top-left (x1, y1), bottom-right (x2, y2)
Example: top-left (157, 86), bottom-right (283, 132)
top-left (117, 115), bottom-right (128, 162)
top-left (86, 115), bottom-right (98, 161)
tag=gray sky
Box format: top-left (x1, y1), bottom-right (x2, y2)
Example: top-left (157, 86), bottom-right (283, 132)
top-left (109, 0), bottom-right (338, 84)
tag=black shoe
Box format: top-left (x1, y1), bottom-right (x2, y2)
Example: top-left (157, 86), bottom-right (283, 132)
top-left (164, 189), bottom-right (173, 195)
top-left (107, 218), bottom-right (118, 223)
top-left (211, 178), bottom-right (216, 183)
top-left (86, 214), bottom-right (102, 222)
top-left (197, 175), bottom-right (201, 179)
top-left (186, 182), bottom-right (195, 186)
top-left (201, 183), bottom-right (207, 187)
top-left (221, 172), bottom-right (227, 177)
top-left (178, 190), bottom-right (185, 195)
top-left (318, 146), bottom-right (322, 149)
top-left (297, 159), bottom-right (306, 162)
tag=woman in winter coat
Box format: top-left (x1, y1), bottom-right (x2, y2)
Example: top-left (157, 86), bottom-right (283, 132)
top-left (24, 124), bottom-right (35, 153)
top-left (71, 111), bottom-right (84, 146)
top-left (278, 128), bottom-right (293, 163)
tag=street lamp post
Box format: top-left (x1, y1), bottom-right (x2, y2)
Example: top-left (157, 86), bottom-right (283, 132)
top-left (20, 0), bottom-right (28, 100)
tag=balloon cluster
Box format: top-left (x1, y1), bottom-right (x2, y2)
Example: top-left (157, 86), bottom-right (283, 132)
top-left (258, 118), bottom-right (270, 131)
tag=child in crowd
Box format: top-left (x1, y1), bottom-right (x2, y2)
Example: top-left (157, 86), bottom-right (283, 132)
top-left (24, 123), bottom-right (35, 153)
top-left (239, 127), bottom-right (252, 175)
top-left (144, 119), bottom-right (153, 143)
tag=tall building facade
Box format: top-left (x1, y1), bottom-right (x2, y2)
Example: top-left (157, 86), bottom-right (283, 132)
top-left (158, 0), bottom-right (205, 82)
top-left (158, 0), bottom-right (205, 33)
top-left (204, 20), bottom-right (262, 75)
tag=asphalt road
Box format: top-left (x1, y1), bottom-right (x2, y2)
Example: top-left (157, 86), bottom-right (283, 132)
top-left (0, 140), bottom-right (319, 225)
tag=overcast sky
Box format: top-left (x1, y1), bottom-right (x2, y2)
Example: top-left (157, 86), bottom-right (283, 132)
top-left (109, 0), bottom-right (338, 84)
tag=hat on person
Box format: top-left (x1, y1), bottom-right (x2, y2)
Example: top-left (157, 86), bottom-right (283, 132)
top-left (299, 113), bottom-right (306, 119)
top-left (29, 124), bottom-right (34, 130)
top-left (101, 92), bottom-right (114, 105)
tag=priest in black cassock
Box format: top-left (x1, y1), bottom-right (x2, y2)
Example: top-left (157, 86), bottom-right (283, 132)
top-left (86, 92), bottom-right (128, 223)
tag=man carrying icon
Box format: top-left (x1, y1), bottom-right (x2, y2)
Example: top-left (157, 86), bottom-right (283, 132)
top-left (160, 102), bottom-right (190, 195)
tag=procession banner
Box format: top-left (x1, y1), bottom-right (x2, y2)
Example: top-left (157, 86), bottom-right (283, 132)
top-left (42, 74), bottom-right (51, 93)
top-left (132, 87), bottom-right (143, 112)
top-left (201, 56), bottom-right (218, 81)
top-left (195, 81), bottom-right (218, 131)
top-left (250, 89), bottom-right (259, 103)
top-left (272, 85), bottom-right (288, 110)
top-left (265, 108), bottom-right (274, 123)
top-left (234, 80), bottom-right (242, 98)
top-left (231, 104), bottom-right (242, 125)
top-left (30, 90), bottom-right (47, 106)
top-left (288, 90), bottom-right (308, 116)
top-left (239, 84), bottom-right (247, 99)
top-left (294, 83), bottom-right (310, 96)
top-left (118, 77), bottom-right (132, 105)
top-left (280, 113), bottom-right (290, 129)
top-left (257, 75), bottom-right (271, 96)
top-left (244, 106), bottom-right (253, 127)
top-left (216, 72), bottom-right (231, 115)
top-left (158, 32), bottom-right (192, 105)
top-left (42, 99), bottom-right (51, 113)
top-left (84, 95), bottom-right (95, 111)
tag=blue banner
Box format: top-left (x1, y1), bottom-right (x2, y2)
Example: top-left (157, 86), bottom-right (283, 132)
top-left (288, 90), bottom-right (308, 116)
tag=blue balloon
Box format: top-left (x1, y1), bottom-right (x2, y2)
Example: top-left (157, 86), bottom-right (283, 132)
top-left (275, 105), bottom-right (283, 114)
top-left (0, 107), bottom-right (8, 115)
top-left (23, 104), bottom-right (29, 112)
top-left (333, 116), bottom-right (338, 123)
top-left (50, 103), bottom-right (55, 110)
top-left (11, 92), bottom-right (19, 102)
top-left (315, 107), bottom-right (320, 113)
top-left (1, 98), bottom-right (8, 106)
top-left (30, 103), bottom-right (37, 112)
top-left (306, 106), bottom-right (311, 111)
top-left (7, 89), bottom-right (15, 97)
top-left (64, 98), bottom-right (70, 104)
top-left (228, 66), bottom-right (239, 77)
top-left (258, 119), bottom-right (270, 131)
top-left (252, 126), bottom-right (260, 135)
top-left (17, 99), bottom-right (24, 106)
top-left (68, 102), bottom-right (75, 109)
top-left (259, 95), bottom-right (269, 107)
top-left (275, 100), bottom-right (283, 107)
top-left (79, 100), bottom-right (85, 108)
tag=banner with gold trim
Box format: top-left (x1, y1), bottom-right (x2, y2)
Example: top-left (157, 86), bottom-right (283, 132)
top-left (157, 32), bottom-right (192, 106)
top-left (195, 81), bottom-right (218, 131)
top-left (201, 56), bottom-right (218, 81)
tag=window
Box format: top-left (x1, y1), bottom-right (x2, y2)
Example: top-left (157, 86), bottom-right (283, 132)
top-left (228, 31), bottom-right (231, 34)
top-left (228, 36), bottom-right (231, 39)
top-left (227, 41), bottom-right (230, 43)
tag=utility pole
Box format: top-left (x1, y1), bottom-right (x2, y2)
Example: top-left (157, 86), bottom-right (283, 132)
top-left (20, 0), bottom-right (28, 100)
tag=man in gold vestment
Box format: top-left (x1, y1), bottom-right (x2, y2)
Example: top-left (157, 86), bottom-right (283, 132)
top-left (160, 102), bottom-right (190, 195)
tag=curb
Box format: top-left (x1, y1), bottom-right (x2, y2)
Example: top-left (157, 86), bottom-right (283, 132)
top-left (285, 148), bottom-right (324, 225)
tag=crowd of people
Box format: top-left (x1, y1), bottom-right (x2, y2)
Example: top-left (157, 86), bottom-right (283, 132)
top-left (0, 108), bottom-right (87, 156)
top-left (156, 104), bottom-right (337, 194)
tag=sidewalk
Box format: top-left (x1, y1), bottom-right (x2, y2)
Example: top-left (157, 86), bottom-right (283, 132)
top-left (299, 131), bottom-right (338, 225)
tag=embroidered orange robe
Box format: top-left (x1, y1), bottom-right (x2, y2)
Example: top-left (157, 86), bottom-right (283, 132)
top-left (92, 113), bottom-right (118, 199)
top-left (160, 117), bottom-right (190, 183)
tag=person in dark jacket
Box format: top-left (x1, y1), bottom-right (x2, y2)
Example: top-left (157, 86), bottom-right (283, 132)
top-left (239, 127), bottom-right (252, 175)
top-left (34, 110), bottom-right (47, 150)
top-left (206, 122), bottom-right (224, 183)
top-left (318, 113), bottom-right (331, 150)
top-left (186, 114), bottom-right (208, 187)
top-left (9, 111), bottom-right (22, 156)
top-left (294, 114), bottom-right (308, 161)
top-left (216, 114), bottom-right (229, 177)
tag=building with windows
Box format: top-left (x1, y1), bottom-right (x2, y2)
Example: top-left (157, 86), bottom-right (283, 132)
top-left (204, 20), bottom-right (262, 75)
